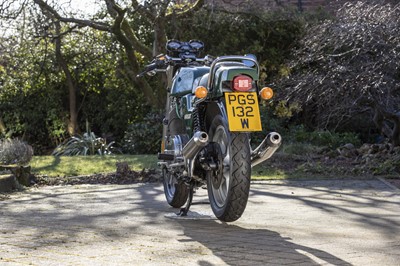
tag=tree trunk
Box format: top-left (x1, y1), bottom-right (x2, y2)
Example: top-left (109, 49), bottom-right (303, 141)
top-left (390, 114), bottom-right (400, 147)
top-left (55, 21), bottom-right (78, 135)
top-left (33, 0), bottom-right (205, 110)
top-left (0, 117), bottom-right (5, 134)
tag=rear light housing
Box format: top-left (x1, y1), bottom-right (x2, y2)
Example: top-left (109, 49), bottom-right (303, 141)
top-left (232, 75), bottom-right (253, 92)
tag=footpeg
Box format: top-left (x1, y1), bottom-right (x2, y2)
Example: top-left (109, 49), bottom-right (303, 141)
top-left (158, 153), bottom-right (175, 161)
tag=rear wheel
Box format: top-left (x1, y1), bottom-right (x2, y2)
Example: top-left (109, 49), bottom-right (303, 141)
top-left (163, 168), bottom-right (189, 208)
top-left (207, 115), bottom-right (251, 222)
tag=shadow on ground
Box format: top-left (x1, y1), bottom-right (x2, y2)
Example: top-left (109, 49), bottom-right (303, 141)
top-left (177, 219), bottom-right (352, 265)
top-left (1, 180), bottom-right (399, 265)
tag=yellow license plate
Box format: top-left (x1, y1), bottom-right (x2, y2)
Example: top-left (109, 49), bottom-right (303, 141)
top-left (225, 92), bottom-right (262, 132)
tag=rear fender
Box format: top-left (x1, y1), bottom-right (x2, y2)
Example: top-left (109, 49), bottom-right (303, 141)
top-left (203, 101), bottom-right (228, 133)
top-left (207, 56), bottom-right (259, 98)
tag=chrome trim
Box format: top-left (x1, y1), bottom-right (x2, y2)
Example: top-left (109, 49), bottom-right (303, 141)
top-left (207, 56), bottom-right (260, 92)
top-left (251, 132), bottom-right (282, 167)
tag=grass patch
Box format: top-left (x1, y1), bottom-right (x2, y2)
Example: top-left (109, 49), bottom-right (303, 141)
top-left (31, 155), bottom-right (157, 177)
top-left (31, 154), bottom-right (293, 180)
top-left (252, 164), bottom-right (289, 180)
top-left (31, 142), bottom-right (366, 180)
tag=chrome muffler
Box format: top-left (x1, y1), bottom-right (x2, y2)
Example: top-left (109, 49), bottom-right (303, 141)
top-left (182, 131), bottom-right (209, 160)
top-left (251, 132), bottom-right (282, 167)
top-left (181, 131), bottom-right (209, 178)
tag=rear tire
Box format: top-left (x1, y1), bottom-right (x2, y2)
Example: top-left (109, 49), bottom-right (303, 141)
top-left (163, 168), bottom-right (189, 208)
top-left (207, 115), bottom-right (251, 222)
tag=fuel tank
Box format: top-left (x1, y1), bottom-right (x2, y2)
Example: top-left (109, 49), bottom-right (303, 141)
top-left (170, 66), bottom-right (210, 97)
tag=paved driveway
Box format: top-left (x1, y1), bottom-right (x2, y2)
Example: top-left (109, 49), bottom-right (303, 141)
top-left (0, 179), bottom-right (399, 265)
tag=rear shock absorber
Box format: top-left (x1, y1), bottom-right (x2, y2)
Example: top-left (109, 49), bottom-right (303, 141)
top-left (192, 107), bottom-right (200, 132)
top-left (192, 104), bottom-right (205, 132)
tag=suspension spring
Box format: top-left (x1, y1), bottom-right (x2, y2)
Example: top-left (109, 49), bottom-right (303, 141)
top-left (192, 104), bottom-right (205, 132)
top-left (192, 108), bottom-right (201, 132)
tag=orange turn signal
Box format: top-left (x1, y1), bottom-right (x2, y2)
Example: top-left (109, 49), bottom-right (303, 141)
top-left (195, 86), bottom-right (208, 99)
top-left (260, 87), bottom-right (274, 100)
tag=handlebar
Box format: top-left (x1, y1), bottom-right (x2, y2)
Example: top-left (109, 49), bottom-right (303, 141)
top-left (137, 54), bottom-right (259, 82)
top-left (136, 61), bottom-right (160, 78)
top-left (137, 54), bottom-right (210, 78)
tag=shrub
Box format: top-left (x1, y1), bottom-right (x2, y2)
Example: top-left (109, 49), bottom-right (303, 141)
top-left (280, 143), bottom-right (321, 156)
top-left (52, 132), bottom-right (119, 156)
top-left (278, 1), bottom-right (400, 144)
top-left (0, 139), bottom-right (33, 165)
top-left (122, 112), bottom-right (163, 154)
top-left (290, 126), bottom-right (361, 148)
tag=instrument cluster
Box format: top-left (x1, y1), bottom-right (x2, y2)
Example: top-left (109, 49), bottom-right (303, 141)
top-left (166, 40), bottom-right (204, 55)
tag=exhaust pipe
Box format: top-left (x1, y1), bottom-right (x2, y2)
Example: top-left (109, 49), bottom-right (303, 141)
top-left (251, 132), bottom-right (282, 167)
top-left (182, 131), bottom-right (209, 160)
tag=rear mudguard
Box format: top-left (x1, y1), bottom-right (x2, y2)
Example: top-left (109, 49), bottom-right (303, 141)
top-left (203, 101), bottom-right (228, 133)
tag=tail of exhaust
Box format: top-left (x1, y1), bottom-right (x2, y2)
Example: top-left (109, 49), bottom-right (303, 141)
top-left (251, 132), bottom-right (282, 167)
top-left (182, 131), bottom-right (209, 159)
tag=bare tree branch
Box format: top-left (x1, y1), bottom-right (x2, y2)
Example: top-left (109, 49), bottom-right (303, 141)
top-left (278, 1), bottom-right (400, 144)
top-left (166, 0), bottom-right (204, 18)
top-left (33, 0), bottom-right (111, 31)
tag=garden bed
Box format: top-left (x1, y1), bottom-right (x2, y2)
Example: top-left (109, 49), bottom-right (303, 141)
top-left (33, 168), bottom-right (161, 186)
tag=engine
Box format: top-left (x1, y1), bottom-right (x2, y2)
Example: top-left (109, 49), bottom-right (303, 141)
top-left (165, 134), bottom-right (189, 161)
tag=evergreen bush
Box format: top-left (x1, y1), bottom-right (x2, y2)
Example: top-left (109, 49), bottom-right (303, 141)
top-left (122, 112), bottom-right (163, 154)
top-left (0, 139), bottom-right (33, 166)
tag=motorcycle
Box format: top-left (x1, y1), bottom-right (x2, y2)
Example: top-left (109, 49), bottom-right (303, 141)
top-left (138, 40), bottom-right (282, 222)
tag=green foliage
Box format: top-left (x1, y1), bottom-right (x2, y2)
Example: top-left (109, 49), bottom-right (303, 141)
top-left (274, 100), bottom-right (302, 118)
top-left (81, 81), bottom-right (148, 142)
top-left (280, 142), bottom-right (322, 156)
top-left (0, 33), bottom-right (67, 152)
top-left (0, 4), bottom-right (326, 155)
top-left (289, 126), bottom-right (361, 149)
top-left (0, 26), bottom-right (146, 153)
top-left (122, 112), bottom-right (163, 154)
top-left (253, 103), bottom-right (361, 150)
top-left (52, 132), bottom-right (119, 156)
top-left (169, 9), bottom-right (307, 82)
top-left (0, 139), bottom-right (33, 166)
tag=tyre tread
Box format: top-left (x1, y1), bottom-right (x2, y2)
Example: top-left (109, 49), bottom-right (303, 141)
top-left (218, 133), bottom-right (251, 222)
top-left (163, 174), bottom-right (189, 208)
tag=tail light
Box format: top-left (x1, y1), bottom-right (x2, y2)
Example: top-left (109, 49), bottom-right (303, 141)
top-left (232, 75), bottom-right (253, 92)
